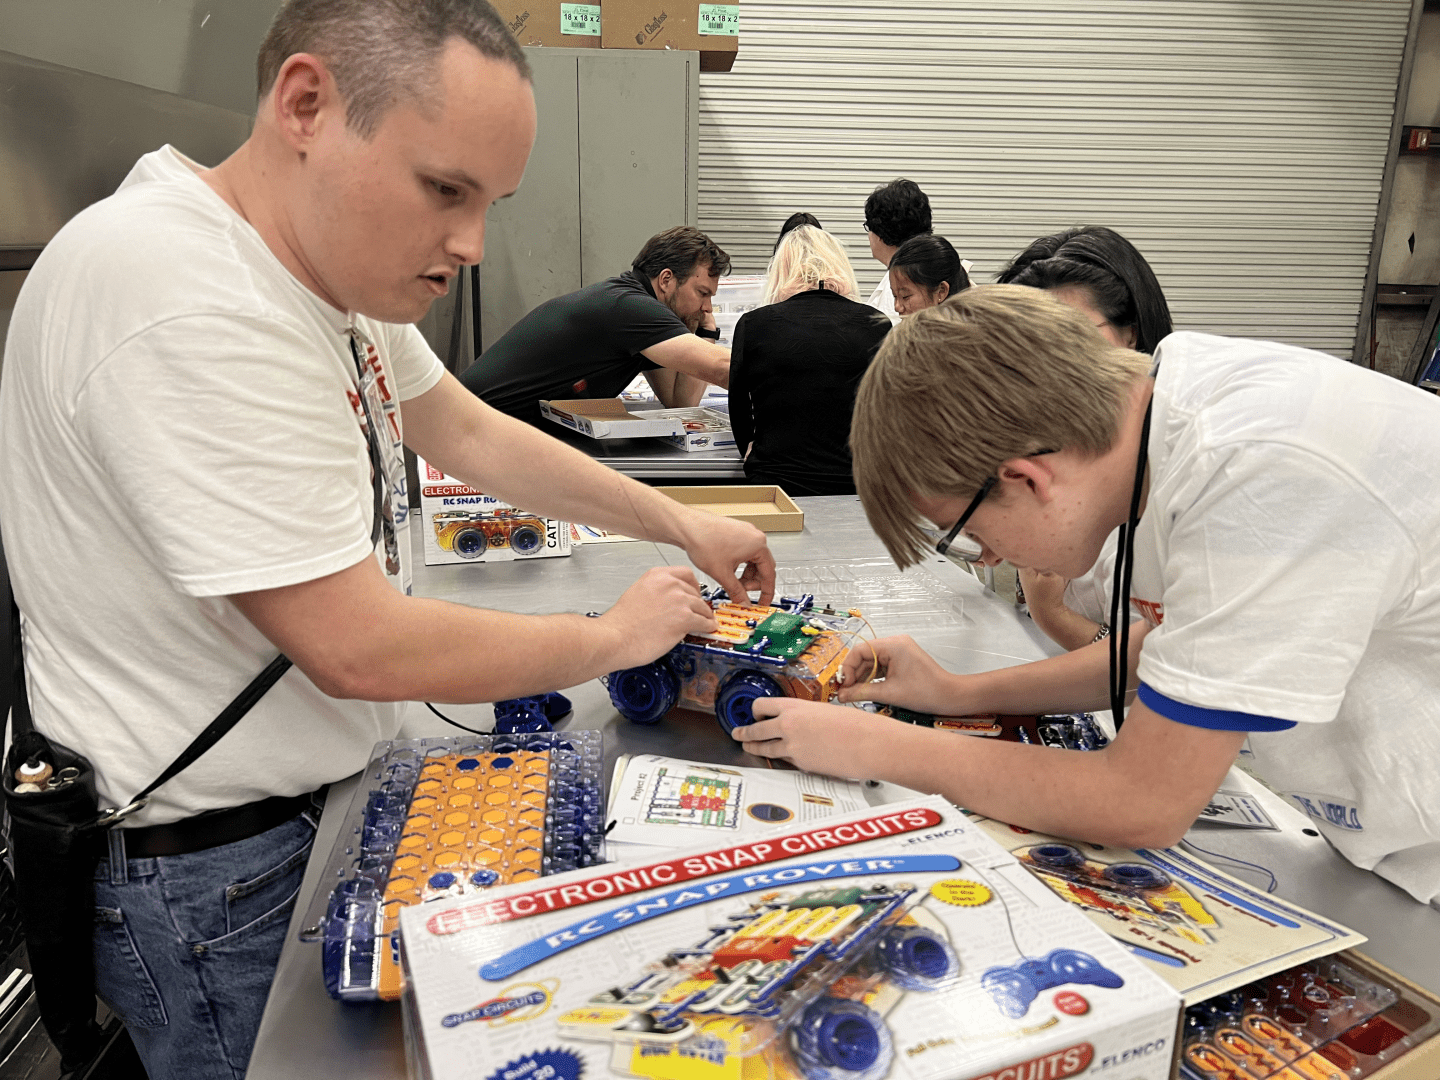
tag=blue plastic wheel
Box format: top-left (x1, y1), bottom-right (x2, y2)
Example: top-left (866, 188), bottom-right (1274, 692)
top-left (1029, 843), bottom-right (1085, 870)
top-left (875, 925), bottom-right (959, 990)
top-left (1103, 862), bottom-right (1169, 889)
top-left (453, 527), bottom-right (486, 559)
top-left (714, 671), bottom-right (784, 735)
top-left (607, 659), bottom-right (680, 724)
top-left (791, 998), bottom-right (892, 1080)
top-left (510, 524), bottom-right (543, 555)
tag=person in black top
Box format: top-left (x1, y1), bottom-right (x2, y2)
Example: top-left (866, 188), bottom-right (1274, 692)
top-left (460, 227), bottom-right (732, 426)
top-left (729, 226), bottom-right (891, 497)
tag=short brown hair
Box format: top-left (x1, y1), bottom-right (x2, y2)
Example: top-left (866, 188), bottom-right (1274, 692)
top-left (257, 0), bottom-right (530, 139)
top-left (632, 227), bottom-right (732, 283)
top-left (851, 285), bottom-right (1152, 568)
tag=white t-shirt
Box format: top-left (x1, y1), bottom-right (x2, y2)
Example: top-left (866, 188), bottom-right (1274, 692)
top-left (1128, 332), bottom-right (1440, 904)
top-left (0, 146), bottom-right (445, 826)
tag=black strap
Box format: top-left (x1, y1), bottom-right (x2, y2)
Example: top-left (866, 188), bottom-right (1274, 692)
top-left (1108, 393), bottom-right (1154, 731)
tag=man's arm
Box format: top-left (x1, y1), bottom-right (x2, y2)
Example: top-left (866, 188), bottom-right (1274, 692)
top-left (1019, 569), bottom-right (1105, 651)
top-left (232, 555), bottom-right (715, 703)
top-left (405, 372), bottom-right (774, 601)
top-left (736, 696), bottom-right (1244, 849)
top-left (644, 367), bottom-right (707, 408)
top-left (641, 334), bottom-right (730, 388)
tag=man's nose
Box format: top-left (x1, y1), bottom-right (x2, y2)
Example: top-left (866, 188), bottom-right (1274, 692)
top-left (449, 216), bottom-right (487, 266)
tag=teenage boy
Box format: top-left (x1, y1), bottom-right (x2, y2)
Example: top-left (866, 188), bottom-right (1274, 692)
top-left (734, 285), bottom-right (1440, 908)
top-left (0, 2), bottom-right (773, 1075)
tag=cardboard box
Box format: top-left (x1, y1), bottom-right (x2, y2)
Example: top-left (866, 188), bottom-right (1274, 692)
top-left (600, 0), bottom-right (739, 72)
top-left (539, 399), bottom-right (738, 452)
top-left (492, 0), bottom-right (602, 48)
top-left (655, 484), bottom-right (804, 531)
top-left (416, 457), bottom-right (572, 566)
top-left (400, 796), bottom-right (1182, 1080)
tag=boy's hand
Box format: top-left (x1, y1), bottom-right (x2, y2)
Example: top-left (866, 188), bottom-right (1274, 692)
top-left (733, 698), bottom-right (896, 778)
top-left (597, 566), bottom-right (717, 670)
top-left (1017, 568), bottom-right (1069, 615)
top-left (836, 635), bottom-right (963, 714)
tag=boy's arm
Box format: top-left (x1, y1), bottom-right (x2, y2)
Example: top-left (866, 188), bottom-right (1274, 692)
top-left (735, 697), bottom-right (1244, 849)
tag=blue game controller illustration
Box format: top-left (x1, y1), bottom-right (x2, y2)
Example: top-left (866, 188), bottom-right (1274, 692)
top-left (981, 948), bottom-right (1124, 1018)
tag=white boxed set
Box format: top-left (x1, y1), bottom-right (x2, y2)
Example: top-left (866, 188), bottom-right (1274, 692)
top-left (539, 399), bottom-right (738, 453)
top-left (398, 796), bottom-right (1181, 1080)
top-left (416, 456), bottom-right (572, 567)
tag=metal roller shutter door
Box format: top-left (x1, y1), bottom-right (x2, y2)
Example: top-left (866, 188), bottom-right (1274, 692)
top-left (698, 1), bottom-right (1412, 358)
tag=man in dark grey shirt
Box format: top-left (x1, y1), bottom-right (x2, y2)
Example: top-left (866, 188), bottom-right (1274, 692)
top-left (461, 227), bottom-right (733, 426)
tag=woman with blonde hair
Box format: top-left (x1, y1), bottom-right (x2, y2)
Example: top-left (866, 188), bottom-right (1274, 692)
top-left (730, 226), bottom-right (891, 496)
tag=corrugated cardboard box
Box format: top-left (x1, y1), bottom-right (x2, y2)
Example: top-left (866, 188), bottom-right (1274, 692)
top-left (492, 0), bottom-right (602, 48)
top-left (655, 484), bottom-right (804, 531)
top-left (600, 0), bottom-right (738, 72)
top-left (539, 399), bottom-right (737, 452)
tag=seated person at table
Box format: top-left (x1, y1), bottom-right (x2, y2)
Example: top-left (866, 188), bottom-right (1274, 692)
top-left (734, 286), bottom-right (1440, 908)
top-left (996, 226), bottom-right (1174, 650)
top-left (460, 226), bottom-right (732, 426)
top-left (775, 211), bottom-right (822, 252)
top-left (728, 226), bottom-right (891, 497)
top-left (888, 234), bottom-right (971, 316)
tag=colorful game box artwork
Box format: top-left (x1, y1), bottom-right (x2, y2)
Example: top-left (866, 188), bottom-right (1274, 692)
top-left (643, 766), bottom-right (744, 830)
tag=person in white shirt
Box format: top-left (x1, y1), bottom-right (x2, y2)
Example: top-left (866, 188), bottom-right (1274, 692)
top-left (733, 285), bottom-right (1440, 910)
top-left (996, 226), bottom-right (1176, 650)
top-left (863, 179), bottom-right (933, 323)
top-left (0, 2), bottom-right (774, 1076)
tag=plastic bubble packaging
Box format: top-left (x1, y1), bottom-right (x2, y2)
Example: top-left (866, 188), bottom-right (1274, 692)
top-left (301, 732), bottom-right (605, 1002)
top-left (1181, 955), bottom-right (1439, 1080)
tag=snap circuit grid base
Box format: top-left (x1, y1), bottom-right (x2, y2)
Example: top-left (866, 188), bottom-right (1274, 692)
top-left (301, 732), bottom-right (605, 1002)
top-left (1181, 955), bottom-right (1439, 1080)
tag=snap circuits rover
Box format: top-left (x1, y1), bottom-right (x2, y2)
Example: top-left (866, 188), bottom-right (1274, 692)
top-left (604, 592), bottom-right (861, 734)
top-left (1015, 843), bottom-right (1218, 951)
top-left (431, 508), bottom-right (548, 559)
top-left (556, 882), bottom-right (960, 1080)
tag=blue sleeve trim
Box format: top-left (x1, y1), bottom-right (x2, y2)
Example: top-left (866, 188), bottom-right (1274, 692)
top-left (1137, 683), bottom-right (1298, 732)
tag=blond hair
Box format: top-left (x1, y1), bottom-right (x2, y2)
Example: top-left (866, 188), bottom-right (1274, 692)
top-left (762, 226), bottom-right (860, 304)
top-left (851, 284), bottom-right (1152, 568)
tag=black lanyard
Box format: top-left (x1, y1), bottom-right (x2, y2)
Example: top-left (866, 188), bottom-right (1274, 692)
top-left (1107, 390), bottom-right (1154, 731)
top-left (347, 332), bottom-right (387, 550)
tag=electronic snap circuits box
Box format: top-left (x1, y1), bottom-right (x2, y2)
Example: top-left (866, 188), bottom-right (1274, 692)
top-left (539, 400), bottom-right (738, 453)
top-left (398, 796), bottom-right (1181, 1080)
top-left (415, 456), bottom-right (572, 567)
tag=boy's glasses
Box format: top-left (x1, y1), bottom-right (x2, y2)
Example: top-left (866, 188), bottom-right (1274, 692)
top-left (934, 449), bottom-right (1057, 564)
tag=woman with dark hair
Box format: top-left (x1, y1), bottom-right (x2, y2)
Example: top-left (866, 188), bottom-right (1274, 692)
top-left (996, 225), bottom-right (1172, 353)
top-left (774, 212), bottom-right (823, 252)
top-left (995, 226), bottom-right (1174, 652)
top-left (888, 234), bottom-right (971, 316)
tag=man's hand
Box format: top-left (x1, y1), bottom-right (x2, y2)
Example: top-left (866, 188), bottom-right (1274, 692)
top-left (1018, 567), bottom-right (1106, 652)
top-left (676, 511), bottom-right (777, 605)
top-left (733, 698), bottom-right (897, 778)
top-left (835, 635), bottom-right (966, 714)
top-left (596, 567), bottom-right (718, 670)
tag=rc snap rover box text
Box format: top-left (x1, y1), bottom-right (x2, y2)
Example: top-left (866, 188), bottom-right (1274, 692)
top-left (398, 795), bottom-right (1182, 1080)
top-left (416, 456), bottom-right (572, 567)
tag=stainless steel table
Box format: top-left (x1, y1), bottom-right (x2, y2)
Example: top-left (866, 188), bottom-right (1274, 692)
top-left (247, 496), bottom-right (1440, 1078)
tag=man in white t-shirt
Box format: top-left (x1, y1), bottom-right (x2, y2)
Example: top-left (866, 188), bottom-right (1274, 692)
top-left (732, 286), bottom-right (1440, 911)
top-left (863, 179), bottom-right (933, 324)
top-left (0, 3), bottom-right (774, 1076)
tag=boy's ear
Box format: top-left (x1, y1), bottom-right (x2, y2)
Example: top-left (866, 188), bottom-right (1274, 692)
top-left (997, 455), bottom-right (1057, 503)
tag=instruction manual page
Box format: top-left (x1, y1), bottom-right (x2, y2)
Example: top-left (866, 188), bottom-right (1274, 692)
top-left (606, 754), bottom-right (870, 849)
top-left (972, 818), bottom-right (1365, 1004)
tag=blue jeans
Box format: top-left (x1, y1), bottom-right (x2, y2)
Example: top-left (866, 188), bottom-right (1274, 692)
top-left (93, 812), bottom-right (318, 1080)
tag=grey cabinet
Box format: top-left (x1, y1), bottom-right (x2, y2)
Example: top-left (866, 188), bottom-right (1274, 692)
top-left (478, 48), bottom-right (699, 352)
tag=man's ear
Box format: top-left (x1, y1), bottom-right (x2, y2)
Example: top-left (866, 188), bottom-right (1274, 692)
top-left (997, 454), bottom-right (1058, 503)
top-left (652, 268), bottom-right (676, 299)
top-left (269, 53), bottom-right (341, 154)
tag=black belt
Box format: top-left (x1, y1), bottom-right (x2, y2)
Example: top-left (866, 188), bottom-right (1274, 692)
top-left (118, 790), bottom-right (321, 859)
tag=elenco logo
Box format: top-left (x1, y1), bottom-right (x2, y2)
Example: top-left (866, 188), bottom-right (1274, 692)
top-left (440, 980), bottom-right (557, 1028)
top-left (963, 1042), bottom-right (1094, 1080)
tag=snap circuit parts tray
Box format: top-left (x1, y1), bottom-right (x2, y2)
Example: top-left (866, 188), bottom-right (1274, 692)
top-left (300, 732), bottom-right (605, 1002)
